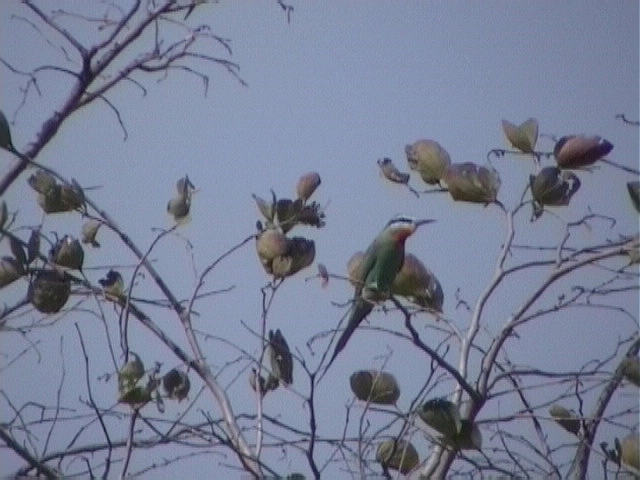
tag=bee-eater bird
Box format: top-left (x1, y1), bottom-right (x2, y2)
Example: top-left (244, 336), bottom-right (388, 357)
top-left (328, 215), bottom-right (435, 367)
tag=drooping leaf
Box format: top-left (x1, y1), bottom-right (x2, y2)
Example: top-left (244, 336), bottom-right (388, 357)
top-left (501, 117), bottom-right (539, 153)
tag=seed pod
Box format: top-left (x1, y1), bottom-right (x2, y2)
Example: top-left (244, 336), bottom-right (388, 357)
top-left (256, 228), bottom-right (289, 274)
top-left (549, 404), bottom-right (581, 435)
top-left (377, 158), bottom-right (410, 185)
top-left (442, 162), bottom-right (501, 204)
top-left (268, 329), bottom-right (293, 386)
top-left (405, 139), bottom-right (451, 185)
top-left (317, 263), bottom-right (329, 287)
top-left (554, 135), bottom-right (613, 169)
top-left (162, 368), bottom-right (191, 401)
top-left (620, 356), bottom-right (640, 387)
top-left (0, 256), bottom-right (24, 288)
top-left (350, 370), bottom-right (400, 405)
top-left (620, 433), bottom-right (639, 470)
top-left (50, 235), bottom-right (84, 271)
top-left (627, 181), bottom-right (640, 214)
top-left (249, 368), bottom-right (268, 396)
top-left (296, 172), bottom-right (321, 202)
top-left (376, 440), bottom-right (419, 474)
top-left (118, 385), bottom-right (152, 406)
top-left (501, 117), bottom-right (538, 153)
top-left (418, 398), bottom-right (462, 440)
top-left (28, 269), bottom-right (71, 313)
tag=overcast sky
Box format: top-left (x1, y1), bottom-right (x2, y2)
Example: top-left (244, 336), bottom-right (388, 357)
top-left (1, 1), bottom-right (638, 477)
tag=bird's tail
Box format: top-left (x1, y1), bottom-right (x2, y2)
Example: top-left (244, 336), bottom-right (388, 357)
top-left (326, 298), bottom-right (374, 369)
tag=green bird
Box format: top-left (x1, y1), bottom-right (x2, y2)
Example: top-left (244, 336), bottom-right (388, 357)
top-left (328, 215), bottom-right (434, 367)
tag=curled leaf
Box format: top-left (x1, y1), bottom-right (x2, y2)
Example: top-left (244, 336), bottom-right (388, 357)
top-left (442, 162), bottom-right (501, 204)
top-left (350, 370), bottom-right (400, 405)
top-left (501, 117), bottom-right (538, 153)
top-left (119, 353), bottom-right (145, 392)
top-left (405, 139), bottom-right (451, 185)
top-left (377, 158), bottom-right (410, 184)
top-left (453, 420), bottom-right (482, 450)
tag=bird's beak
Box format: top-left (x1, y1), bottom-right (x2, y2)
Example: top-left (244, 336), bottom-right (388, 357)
top-left (414, 219), bottom-right (436, 228)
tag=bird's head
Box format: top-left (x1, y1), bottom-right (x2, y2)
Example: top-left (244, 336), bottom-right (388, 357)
top-left (384, 215), bottom-right (435, 240)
